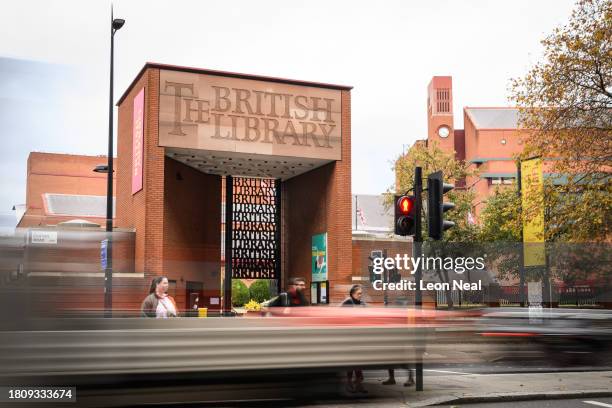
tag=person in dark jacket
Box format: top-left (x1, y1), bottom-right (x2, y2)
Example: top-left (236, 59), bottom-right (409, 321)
top-left (342, 284), bottom-right (367, 393)
top-left (341, 284), bottom-right (366, 307)
top-left (268, 277), bottom-right (308, 307)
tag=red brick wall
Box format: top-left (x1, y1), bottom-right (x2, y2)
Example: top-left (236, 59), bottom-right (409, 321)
top-left (351, 237), bottom-right (415, 305)
top-left (282, 90), bottom-right (352, 304)
top-left (329, 90), bottom-right (353, 303)
top-left (163, 157), bottom-right (221, 309)
top-left (284, 163), bottom-right (332, 302)
top-left (19, 152), bottom-right (116, 228)
top-left (117, 67), bottom-right (165, 303)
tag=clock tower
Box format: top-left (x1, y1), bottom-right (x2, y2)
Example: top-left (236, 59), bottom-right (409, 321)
top-left (427, 76), bottom-right (454, 154)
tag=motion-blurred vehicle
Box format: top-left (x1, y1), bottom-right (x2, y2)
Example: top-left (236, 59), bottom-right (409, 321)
top-left (475, 308), bottom-right (612, 366)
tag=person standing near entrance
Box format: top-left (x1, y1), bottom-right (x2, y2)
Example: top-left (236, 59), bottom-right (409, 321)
top-left (341, 284), bottom-right (367, 394)
top-left (382, 367), bottom-right (415, 387)
top-left (268, 277), bottom-right (308, 307)
top-left (141, 276), bottom-right (179, 318)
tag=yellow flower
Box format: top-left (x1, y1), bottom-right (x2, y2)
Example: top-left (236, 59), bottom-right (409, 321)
top-left (244, 299), bottom-right (261, 311)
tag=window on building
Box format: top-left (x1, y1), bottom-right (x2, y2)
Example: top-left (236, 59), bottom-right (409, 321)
top-left (436, 88), bottom-right (450, 113)
top-left (502, 177), bottom-right (514, 185)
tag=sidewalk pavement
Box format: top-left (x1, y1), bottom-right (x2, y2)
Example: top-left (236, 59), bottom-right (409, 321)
top-left (327, 370), bottom-right (612, 407)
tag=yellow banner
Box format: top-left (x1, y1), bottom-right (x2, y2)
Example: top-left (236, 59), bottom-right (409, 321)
top-left (521, 158), bottom-right (545, 266)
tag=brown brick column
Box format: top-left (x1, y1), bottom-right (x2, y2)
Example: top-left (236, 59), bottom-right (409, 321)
top-left (326, 90), bottom-right (352, 303)
top-left (143, 69), bottom-right (165, 282)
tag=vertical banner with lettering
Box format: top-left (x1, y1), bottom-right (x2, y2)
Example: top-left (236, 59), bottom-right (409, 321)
top-left (132, 88), bottom-right (145, 194)
top-left (521, 157), bottom-right (545, 267)
top-left (311, 233), bottom-right (328, 282)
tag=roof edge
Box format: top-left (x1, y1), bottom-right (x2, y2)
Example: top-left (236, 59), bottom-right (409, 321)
top-left (464, 106), bottom-right (520, 110)
top-left (118, 62), bottom-right (353, 106)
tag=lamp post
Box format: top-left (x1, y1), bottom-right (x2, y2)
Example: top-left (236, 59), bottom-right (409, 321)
top-left (103, 8), bottom-right (125, 317)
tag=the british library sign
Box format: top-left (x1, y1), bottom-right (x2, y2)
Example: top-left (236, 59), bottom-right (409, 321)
top-left (159, 69), bottom-right (342, 160)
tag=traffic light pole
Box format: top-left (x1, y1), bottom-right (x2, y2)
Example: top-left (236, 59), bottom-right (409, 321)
top-left (413, 166), bottom-right (424, 391)
top-left (383, 249), bottom-right (389, 306)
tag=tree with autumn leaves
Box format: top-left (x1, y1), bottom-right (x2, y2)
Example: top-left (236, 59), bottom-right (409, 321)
top-left (479, 0), bottom-right (610, 289)
top-left (510, 0), bottom-right (611, 242)
top-left (390, 0), bottom-right (610, 305)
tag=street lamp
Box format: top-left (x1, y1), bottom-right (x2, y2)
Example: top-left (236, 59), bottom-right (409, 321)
top-left (103, 7), bottom-right (125, 317)
top-left (93, 165), bottom-right (110, 173)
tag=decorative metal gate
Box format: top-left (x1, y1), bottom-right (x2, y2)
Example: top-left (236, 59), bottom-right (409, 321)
top-left (225, 176), bottom-right (281, 282)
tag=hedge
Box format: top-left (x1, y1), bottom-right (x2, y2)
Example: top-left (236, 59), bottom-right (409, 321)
top-left (249, 279), bottom-right (272, 303)
top-left (232, 280), bottom-right (250, 307)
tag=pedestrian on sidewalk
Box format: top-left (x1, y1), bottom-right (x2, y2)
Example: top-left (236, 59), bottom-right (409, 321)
top-left (268, 277), bottom-right (308, 307)
top-left (383, 367), bottom-right (415, 387)
top-left (342, 284), bottom-right (367, 394)
top-left (383, 300), bottom-right (416, 387)
top-left (141, 276), bottom-right (179, 318)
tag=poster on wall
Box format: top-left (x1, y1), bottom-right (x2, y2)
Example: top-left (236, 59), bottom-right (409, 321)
top-left (132, 87), bottom-right (145, 195)
top-left (310, 283), bottom-right (318, 304)
top-left (311, 232), bottom-right (327, 282)
top-left (320, 282), bottom-right (327, 303)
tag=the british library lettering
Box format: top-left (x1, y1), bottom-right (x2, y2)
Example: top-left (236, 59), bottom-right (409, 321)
top-left (165, 83), bottom-right (336, 148)
top-left (159, 70), bottom-right (342, 161)
top-left (229, 177), bottom-right (280, 280)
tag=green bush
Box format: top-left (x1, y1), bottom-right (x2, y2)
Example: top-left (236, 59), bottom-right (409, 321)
top-left (249, 279), bottom-right (272, 303)
top-left (232, 280), bottom-right (250, 307)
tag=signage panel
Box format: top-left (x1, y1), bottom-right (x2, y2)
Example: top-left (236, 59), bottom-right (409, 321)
top-left (159, 70), bottom-right (342, 161)
top-left (31, 230), bottom-right (57, 244)
top-left (100, 239), bottom-right (108, 270)
top-left (312, 233), bottom-right (328, 282)
top-left (521, 158), bottom-right (545, 267)
top-left (132, 88), bottom-right (145, 194)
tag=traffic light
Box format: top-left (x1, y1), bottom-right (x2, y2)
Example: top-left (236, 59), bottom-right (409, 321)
top-left (394, 195), bottom-right (416, 236)
top-left (427, 171), bottom-right (455, 240)
top-left (389, 267), bottom-right (401, 283)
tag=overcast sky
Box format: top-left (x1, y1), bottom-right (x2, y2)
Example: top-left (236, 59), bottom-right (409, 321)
top-left (0, 0), bottom-right (577, 214)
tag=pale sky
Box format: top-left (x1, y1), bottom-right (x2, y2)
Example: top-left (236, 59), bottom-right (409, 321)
top-left (0, 0), bottom-right (577, 214)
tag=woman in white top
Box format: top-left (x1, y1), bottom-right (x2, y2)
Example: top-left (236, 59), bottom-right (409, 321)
top-left (140, 276), bottom-right (179, 318)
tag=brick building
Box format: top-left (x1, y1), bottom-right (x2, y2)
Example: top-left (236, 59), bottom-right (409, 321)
top-left (17, 152), bottom-right (116, 228)
top-left (420, 76), bottom-right (527, 218)
top-left (111, 63), bottom-right (353, 311)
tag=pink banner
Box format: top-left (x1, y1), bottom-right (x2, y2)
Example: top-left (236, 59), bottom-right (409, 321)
top-left (131, 88), bottom-right (145, 194)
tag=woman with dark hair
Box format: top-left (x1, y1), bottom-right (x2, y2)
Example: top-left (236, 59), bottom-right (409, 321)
top-left (140, 276), bottom-right (178, 318)
top-left (341, 284), bottom-right (367, 393)
top-left (342, 284), bottom-right (365, 307)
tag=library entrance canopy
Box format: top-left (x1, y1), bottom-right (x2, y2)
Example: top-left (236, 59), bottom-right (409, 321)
top-left (159, 68), bottom-right (343, 179)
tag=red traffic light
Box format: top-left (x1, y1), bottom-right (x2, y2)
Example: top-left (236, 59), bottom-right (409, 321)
top-left (394, 195), bottom-right (416, 236)
top-left (397, 196), bottom-right (413, 215)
